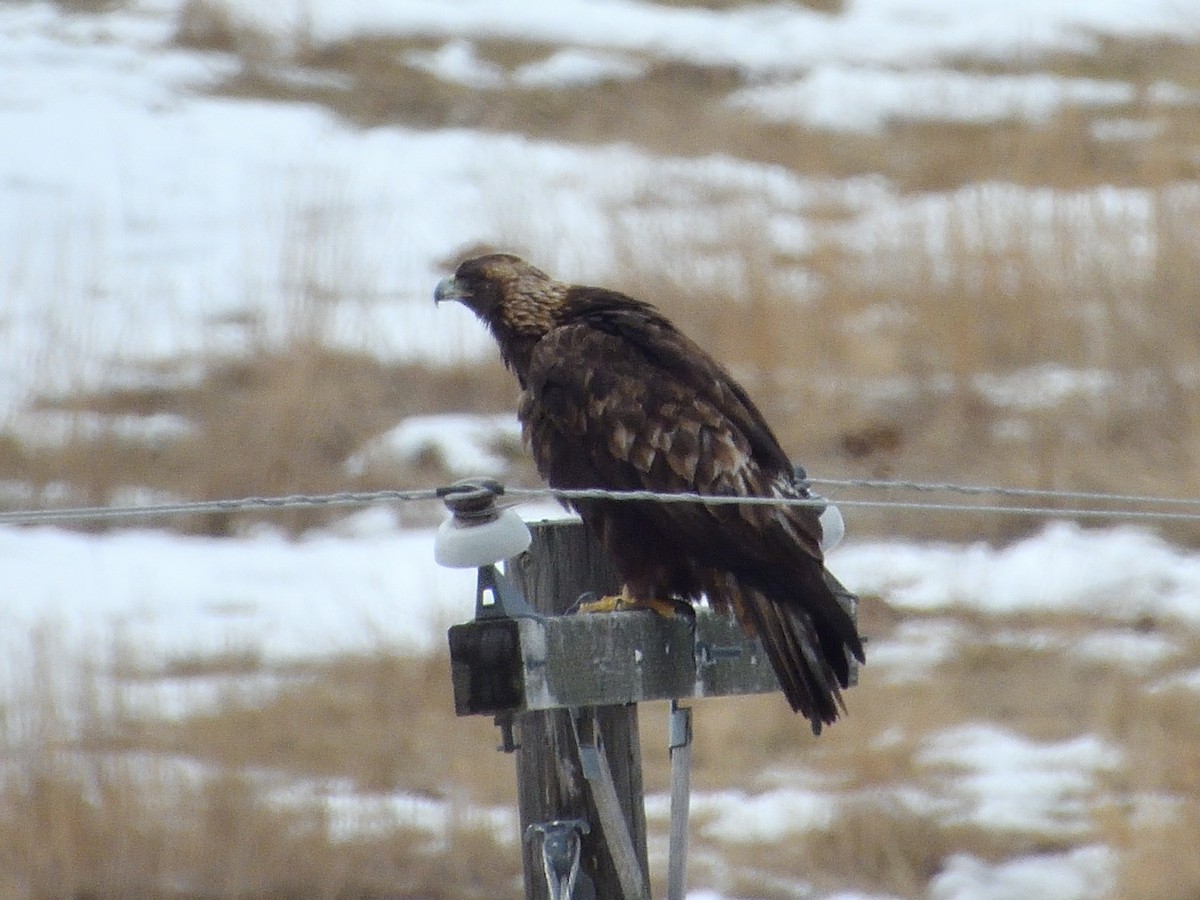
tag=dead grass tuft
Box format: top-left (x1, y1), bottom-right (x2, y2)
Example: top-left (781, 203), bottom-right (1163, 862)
top-left (1112, 804), bottom-right (1200, 900)
top-left (173, 0), bottom-right (283, 63)
top-left (49, 0), bottom-right (126, 12)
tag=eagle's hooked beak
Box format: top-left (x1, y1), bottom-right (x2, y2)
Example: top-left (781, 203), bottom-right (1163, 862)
top-left (434, 276), bottom-right (468, 305)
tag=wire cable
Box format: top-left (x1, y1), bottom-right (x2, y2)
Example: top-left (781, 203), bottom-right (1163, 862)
top-left (0, 488), bottom-right (441, 526)
top-left (4, 479), bottom-right (1200, 527)
top-left (505, 486), bottom-right (1200, 524)
top-left (808, 476), bottom-right (1200, 509)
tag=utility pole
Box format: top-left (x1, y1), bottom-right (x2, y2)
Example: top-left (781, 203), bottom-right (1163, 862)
top-left (509, 521), bottom-right (650, 899)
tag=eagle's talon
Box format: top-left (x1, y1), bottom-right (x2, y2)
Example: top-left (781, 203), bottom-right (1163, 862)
top-left (574, 593), bottom-right (634, 614)
top-left (574, 592), bottom-right (690, 620)
top-left (567, 591), bottom-right (598, 614)
top-left (647, 596), bottom-right (695, 620)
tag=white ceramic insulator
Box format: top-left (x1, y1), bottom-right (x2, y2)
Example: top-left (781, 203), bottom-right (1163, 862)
top-left (434, 508), bottom-right (533, 568)
top-left (818, 502), bottom-right (845, 552)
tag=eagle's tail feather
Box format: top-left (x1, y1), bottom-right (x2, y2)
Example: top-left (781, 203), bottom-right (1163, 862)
top-left (733, 565), bottom-right (863, 733)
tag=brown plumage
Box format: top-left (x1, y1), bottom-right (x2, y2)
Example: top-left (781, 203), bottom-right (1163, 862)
top-left (435, 253), bottom-right (864, 732)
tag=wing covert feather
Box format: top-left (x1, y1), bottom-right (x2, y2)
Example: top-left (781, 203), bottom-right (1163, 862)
top-left (521, 324), bottom-right (826, 566)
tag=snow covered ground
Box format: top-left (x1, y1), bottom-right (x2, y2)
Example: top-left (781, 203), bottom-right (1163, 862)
top-left (6, 514), bottom-right (1198, 676)
top-left (3, 0), bottom-right (1198, 422)
top-left (4, 0), bottom-right (1200, 896)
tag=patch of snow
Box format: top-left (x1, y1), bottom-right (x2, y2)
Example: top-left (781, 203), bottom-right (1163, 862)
top-left (1124, 792), bottom-right (1185, 830)
top-left (1090, 117), bottom-right (1165, 143)
top-left (972, 365), bottom-right (1115, 412)
top-left (697, 787), bottom-right (837, 842)
top-left (515, 48), bottom-right (646, 88)
top-left (840, 181), bottom-right (1198, 292)
top-left (405, 39), bottom-right (505, 88)
top-left (1148, 667), bottom-right (1200, 694)
top-left (864, 619), bottom-right (967, 683)
top-left (1070, 629), bottom-right (1178, 672)
top-left (917, 725), bottom-right (1121, 835)
top-left (113, 671), bottom-right (295, 719)
top-left (731, 67), bottom-right (1132, 133)
top-left (929, 845), bottom-right (1116, 900)
top-left (1147, 80), bottom-right (1200, 106)
top-left (266, 778), bottom-right (517, 843)
top-left (405, 40), bottom-right (645, 90)
top-left (833, 522), bottom-right (1200, 626)
top-left (192, 0), bottom-right (1192, 75)
top-left (985, 624), bottom-right (1179, 674)
top-left (11, 410), bottom-right (195, 447)
top-left (346, 413), bottom-right (522, 478)
top-left (0, 524), bottom-right (476, 667)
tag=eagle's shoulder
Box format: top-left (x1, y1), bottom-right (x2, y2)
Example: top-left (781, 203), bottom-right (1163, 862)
top-left (519, 292), bottom-right (794, 494)
top-left (528, 288), bottom-right (794, 475)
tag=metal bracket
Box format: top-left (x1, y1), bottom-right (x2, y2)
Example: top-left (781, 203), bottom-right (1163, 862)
top-left (666, 701), bottom-right (693, 900)
top-left (447, 566), bottom-right (542, 721)
top-left (494, 712), bottom-right (519, 753)
top-left (570, 708), bottom-right (649, 900)
top-left (475, 563), bottom-right (543, 621)
top-left (472, 566), bottom-right (544, 624)
top-left (695, 639), bottom-right (744, 668)
top-left (524, 818), bottom-right (594, 900)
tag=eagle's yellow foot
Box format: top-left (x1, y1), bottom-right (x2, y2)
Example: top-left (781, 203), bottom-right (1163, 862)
top-left (574, 593), bottom-right (631, 614)
top-left (639, 596), bottom-right (692, 619)
top-left (574, 590), bottom-right (686, 620)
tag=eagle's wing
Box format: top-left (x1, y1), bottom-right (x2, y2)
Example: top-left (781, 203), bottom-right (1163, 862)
top-left (523, 314), bottom-right (822, 565)
top-left (521, 316), bottom-right (862, 726)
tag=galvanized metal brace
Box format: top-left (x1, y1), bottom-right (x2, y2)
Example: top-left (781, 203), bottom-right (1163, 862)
top-left (570, 708), bottom-right (650, 900)
top-left (666, 701), bottom-right (693, 900)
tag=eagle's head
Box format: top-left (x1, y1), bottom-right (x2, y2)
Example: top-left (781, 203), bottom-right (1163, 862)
top-left (434, 253), bottom-right (566, 338)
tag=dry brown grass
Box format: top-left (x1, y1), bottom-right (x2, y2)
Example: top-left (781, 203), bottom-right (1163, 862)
top-left (0, 764), bottom-right (520, 899)
top-left (6, 602), bottom-right (1199, 898)
top-left (0, 639), bottom-right (521, 898)
top-left (104, 651), bottom-right (517, 802)
top-left (48, 0), bottom-right (127, 12)
top-left (174, 0), bottom-right (279, 61)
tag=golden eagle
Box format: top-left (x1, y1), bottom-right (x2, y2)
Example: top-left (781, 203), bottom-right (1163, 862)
top-left (435, 254), bottom-right (864, 731)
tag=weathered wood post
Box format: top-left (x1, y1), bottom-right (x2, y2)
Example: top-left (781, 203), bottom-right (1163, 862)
top-left (508, 520), bottom-right (650, 900)
top-left (447, 510), bottom-right (854, 898)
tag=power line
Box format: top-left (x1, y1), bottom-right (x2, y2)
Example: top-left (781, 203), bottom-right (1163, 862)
top-left (505, 487), bottom-right (1200, 524)
top-left (0, 488), bottom-right (441, 526)
top-left (808, 476), bottom-right (1200, 509)
top-left (2, 479), bottom-right (1200, 528)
